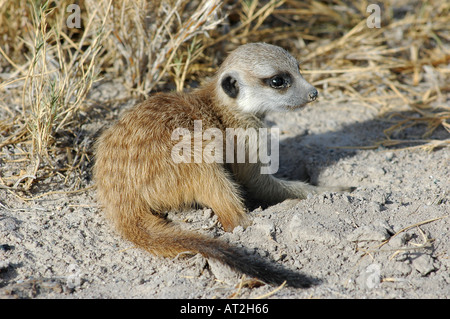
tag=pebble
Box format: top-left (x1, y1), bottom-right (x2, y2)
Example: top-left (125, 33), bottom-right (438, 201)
top-left (411, 253), bottom-right (436, 276)
top-left (356, 263), bottom-right (381, 289)
top-left (384, 152), bottom-right (395, 161)
top-left (346, 223), bottom-right (391, 242)
top-left (251, 220), bottom-right (275, 238)
top-left (203, 209), bottom-right (213, 219)
top-left (388, 232), bottom-right (411, 248)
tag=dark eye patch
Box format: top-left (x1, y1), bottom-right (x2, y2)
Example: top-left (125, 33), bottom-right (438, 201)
top-left (263, 73), bottom-right (292, 89)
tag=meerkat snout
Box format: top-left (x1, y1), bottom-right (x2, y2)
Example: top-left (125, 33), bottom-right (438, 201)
top-left (308, 88), bottom-right (318, 102)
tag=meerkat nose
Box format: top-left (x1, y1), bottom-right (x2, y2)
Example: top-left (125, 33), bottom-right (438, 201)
top-left (308, 88), bottom-right (318, 101)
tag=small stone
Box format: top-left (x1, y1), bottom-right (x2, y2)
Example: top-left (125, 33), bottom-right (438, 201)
top-left (356, 263), bottom-right (381, 289)
top-left (384, 152), bottom-right (395, 161)
top-left (252, 220), bottom-right (275, 237)
top-left (388, 232), bottom-right (411, 248)
top-left (347, 223), bottom-right (391, 242)
top-left (203, 209), bottom-right (213, 219)
top-left (411, 253), bottom-right (436, 276)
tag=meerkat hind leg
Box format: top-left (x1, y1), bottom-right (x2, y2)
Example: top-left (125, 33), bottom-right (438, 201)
top-left (234, 162), bottom-right (352, 204)
top-left (193, 164), bottom-right (250, 232)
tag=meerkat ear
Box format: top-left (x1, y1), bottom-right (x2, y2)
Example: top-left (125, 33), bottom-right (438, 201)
top-left (221, 75), bottom-right (239, 98)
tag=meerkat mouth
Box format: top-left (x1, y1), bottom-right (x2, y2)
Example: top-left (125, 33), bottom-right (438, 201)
top-left (286, 101), bottom-right (312, 110)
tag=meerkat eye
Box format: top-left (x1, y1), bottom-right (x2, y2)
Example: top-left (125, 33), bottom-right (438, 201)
top-left (271, 76), bottom-right (285, 87)
top-left (265, 74), bottom-right (291, 89)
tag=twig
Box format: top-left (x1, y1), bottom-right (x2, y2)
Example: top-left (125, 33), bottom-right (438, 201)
top-left (255, 280), bottom-right (286, 299)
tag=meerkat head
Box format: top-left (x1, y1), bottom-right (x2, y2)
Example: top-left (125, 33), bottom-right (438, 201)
top-left (216, 43), bottom-right (318, 115)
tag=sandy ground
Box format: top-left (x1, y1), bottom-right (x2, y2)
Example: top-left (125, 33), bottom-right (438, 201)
top-left (0, 80), bottom-right (449, 299)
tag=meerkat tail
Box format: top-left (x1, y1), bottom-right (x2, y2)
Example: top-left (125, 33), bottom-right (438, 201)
top-left (114, 210), bottom-right (307, 287)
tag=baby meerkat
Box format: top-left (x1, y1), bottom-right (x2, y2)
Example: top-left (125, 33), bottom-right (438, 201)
top-left (94, 43), bottom-right (349, 285)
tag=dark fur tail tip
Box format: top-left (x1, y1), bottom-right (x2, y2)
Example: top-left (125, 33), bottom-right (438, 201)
top-left (257, 268), bottom-right (319, 289)
top-left (215, 247), bottom-right (320, 289)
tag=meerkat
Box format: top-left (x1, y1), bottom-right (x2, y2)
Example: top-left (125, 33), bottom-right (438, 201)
top-left (94, 43), bottom-right (349, 285)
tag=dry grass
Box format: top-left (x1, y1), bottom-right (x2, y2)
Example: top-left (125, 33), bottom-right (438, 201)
top-left (0, 0), bottom-right (449, 192)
